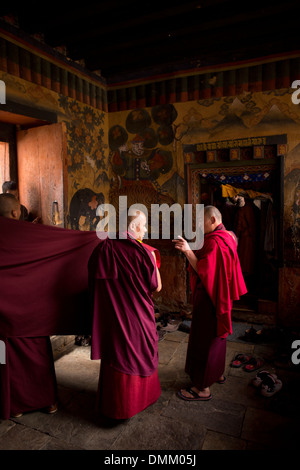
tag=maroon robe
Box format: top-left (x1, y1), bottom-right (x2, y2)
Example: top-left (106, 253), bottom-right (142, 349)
top-left (0, 216), bottom-right (100, 337)
top-left (88, 234), bottom-right (161, 418)
top-left (0, 216), bottom-right (100, 419)
top-left (1, 337), bottom-right (57, 418)
top-left (186, 224), bottom-right (247, 389)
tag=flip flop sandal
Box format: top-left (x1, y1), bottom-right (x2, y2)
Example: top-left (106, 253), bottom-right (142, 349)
top-left (243, 357), bottom-right (264, 372)
top-left (230, 353), bottom-right (253, 368)
top-left (177, 388), bottom-right (212, 401)
top-left (261, 377), bottom-right (282, 397)
top-left (252, 370), bottom-right (277, 388)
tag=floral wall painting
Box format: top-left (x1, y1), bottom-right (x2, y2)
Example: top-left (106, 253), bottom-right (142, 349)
top-left (58, 95), bottom-right (110, 228)
top-left (58, 96), bottom-right (107, 174)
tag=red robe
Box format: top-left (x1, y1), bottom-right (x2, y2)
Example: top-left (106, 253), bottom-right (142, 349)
top-left (88, 234), bottom-right (161, 419)
top-left (189, 224), bottom-right (247, 338)
top-left (186, 224), bottom-right (247, 389)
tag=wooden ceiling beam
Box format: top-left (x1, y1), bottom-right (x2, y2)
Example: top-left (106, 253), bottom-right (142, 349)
top-left (43, 1), bottom-right (210, 46)
top-left (88, 22), bottom-right (300, 76)
top-left (75, 8), bottom-right (299, 65)
top-left (64, 2), bottom-right (297, 62)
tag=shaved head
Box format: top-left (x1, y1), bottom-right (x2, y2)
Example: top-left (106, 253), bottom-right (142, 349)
top-left (204, 205), bottom-right (222, 234)
top-left (0, 193), bottom-right (21, 219)
top-left (204, 205), bottom-right (222, 223)
top-left (127, 209), bottom-right (145, 225)
top-left (127, 208), bottom-right (147, 241)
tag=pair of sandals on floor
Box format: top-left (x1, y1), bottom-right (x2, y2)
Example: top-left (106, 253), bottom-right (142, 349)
top-left (230, 353), bottom-right (264, 372)
top-left (177, 369), bottom-right (283, 402)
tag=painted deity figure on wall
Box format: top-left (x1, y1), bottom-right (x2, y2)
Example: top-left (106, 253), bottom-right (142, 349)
top-left (111, 133), bottom-right (172, 183)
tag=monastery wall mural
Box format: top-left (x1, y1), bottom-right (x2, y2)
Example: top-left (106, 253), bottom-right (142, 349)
top-left (1, 29), bottom-right (300, 323)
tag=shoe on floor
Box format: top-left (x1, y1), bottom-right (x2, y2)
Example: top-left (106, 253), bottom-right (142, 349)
top-left (230, 353), bottom-right (253, 368)
top-left (45, 403), bottom-right (58, 414)
top-left (243, 357), bottom-right (264, 372)
top-left (261, 378), bottom-right (282, 397)
top-left (252, 370), bottom-right (277, 388)
top-left (11, 412), bottom-right (23, 418)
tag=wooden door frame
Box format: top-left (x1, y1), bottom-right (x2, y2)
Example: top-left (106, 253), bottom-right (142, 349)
top-left (16, 122), bottom-right (67, 226)
top-left (0, 100), bottom-right (57, 185)
top-left (0, 122), bottom-right (17, 182)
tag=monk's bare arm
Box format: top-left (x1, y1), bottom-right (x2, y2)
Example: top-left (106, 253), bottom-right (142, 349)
top-left (172, 236), bottom-right (198, 272)
top-left (152, 252), bottom-right (162, 292)
top-left (155, 267), bottom-right (162, 292)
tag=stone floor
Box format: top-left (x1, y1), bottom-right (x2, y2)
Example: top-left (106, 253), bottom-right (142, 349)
top-left (0, 323), bottom-right (299, 453)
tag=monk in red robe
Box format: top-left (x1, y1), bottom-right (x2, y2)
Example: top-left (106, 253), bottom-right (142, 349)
top-left (0, 194), bottom-right (57, 418)
top-left (88, 210), bottom-right (162, 419)
top-left (173, 205), bottom-right (247, 401)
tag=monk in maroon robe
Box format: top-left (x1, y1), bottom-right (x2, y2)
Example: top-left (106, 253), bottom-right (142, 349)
top-left (89, 210), bottom-right (162, 419)
top-left (0, 194), bottom-right (57, 418)
top-left (173, 205), bottom-right (247, 401)
top-left (0, 194), bottom-right (100, 420)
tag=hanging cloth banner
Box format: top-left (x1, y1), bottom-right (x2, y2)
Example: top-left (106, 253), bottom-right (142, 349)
top-left (221, 183), bottom-right (272, 201)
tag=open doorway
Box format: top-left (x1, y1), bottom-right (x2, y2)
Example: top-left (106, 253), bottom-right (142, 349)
top-left (0, 106), bottom-right (66, 226)
top-left (197, 162), bottom-right (282, 316)
top-left (0, 141), bottom-right (10, 190)
top-left (184, 137), bottom-right (285, 318)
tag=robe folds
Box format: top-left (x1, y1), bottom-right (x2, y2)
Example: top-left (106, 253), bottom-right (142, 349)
top-left (189, 224), bottom-right (247, 338)
top-left (89, 233), bottom-right (159, 376)
top-left (0, 337), bottom-right (57, 419)
top-left (0, 216), bottom-right (100, 336)
top-left (185, 224), bottom-right (247, 389)
top-left (88, 234), bottom-right (161, 418)
top-left (0, 216), bottom-right (100, 419)
top-left (97, 362), bottom-right (161, 420)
